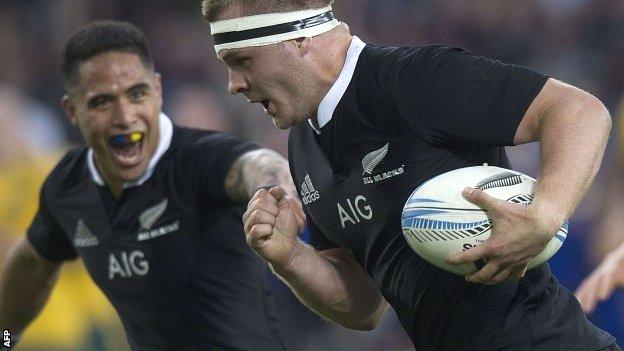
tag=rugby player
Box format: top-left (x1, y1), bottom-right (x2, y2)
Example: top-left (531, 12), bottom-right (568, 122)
top-left (0, 20), bottom-right (302, 350)
top-left (203, 1), bottom-right (620, 349)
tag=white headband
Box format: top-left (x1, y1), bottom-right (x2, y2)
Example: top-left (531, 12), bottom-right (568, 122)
top-left (210, 5), bottom-right (340, 53)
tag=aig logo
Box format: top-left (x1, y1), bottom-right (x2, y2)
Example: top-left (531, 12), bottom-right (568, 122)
top-left (109, 250), bottom-right (149, 280)
top-left (337, 195), bottom-right (373, 228)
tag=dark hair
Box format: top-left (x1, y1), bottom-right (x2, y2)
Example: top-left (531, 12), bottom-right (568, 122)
top-left (202, 0), bottom-right (334, 22)
top-left (61, 20), bottom-right (154, 91)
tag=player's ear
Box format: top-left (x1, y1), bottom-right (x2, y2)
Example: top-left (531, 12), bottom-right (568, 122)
top-left (294, 37), bottom-right (311, 56)
top-left (153, 72), bottom-right (163, 106)
top-left (153, 72), bottom-right (162, 95)
top-left (61, 94), bottom-right (78, 126)
top-left (154, 72), bottom-right (162, 95)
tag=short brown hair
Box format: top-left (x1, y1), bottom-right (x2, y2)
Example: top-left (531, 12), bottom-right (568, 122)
top-left (201, 0), bottom-right (334, 22)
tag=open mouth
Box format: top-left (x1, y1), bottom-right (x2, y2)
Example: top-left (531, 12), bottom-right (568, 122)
top-left (108, 132), bottom-right (144, 167)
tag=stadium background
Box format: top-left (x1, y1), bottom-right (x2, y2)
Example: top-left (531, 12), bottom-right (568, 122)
top-left (0, 0), bottom-right (622, 350)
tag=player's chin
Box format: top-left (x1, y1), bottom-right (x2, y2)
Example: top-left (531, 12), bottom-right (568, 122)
top-left (271, 116), bottom-right (293, 130)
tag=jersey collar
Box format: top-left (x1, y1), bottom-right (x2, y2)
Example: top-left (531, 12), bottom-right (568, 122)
top-left (308, 35), bottom-right (366, 134)
top-left (87, 112), bottom-right (174, 188)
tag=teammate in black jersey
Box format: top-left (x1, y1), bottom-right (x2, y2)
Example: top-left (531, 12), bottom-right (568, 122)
top-left (0, 21), bottom-right (305, 351)
top-left (203, 1), bottom-right (621, 350)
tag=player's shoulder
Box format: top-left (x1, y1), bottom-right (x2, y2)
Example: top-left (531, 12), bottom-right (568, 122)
top-left (168, 126), bottom-right (260, 175)
top-left (362, 43), bottom-right (469, 71)
top-left (170, 125), bottom-right (246, 152)
top-left (41, 146), bottom-right (89, 198)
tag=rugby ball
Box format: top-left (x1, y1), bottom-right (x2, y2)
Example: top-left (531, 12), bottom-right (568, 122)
top-left (401, 165), bottom-right (568, 275)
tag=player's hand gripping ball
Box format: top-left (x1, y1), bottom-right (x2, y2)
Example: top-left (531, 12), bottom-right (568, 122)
top-left (401, 165), bottom-right (568, 275)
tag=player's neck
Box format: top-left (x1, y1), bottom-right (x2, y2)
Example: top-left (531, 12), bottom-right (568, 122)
top-left (310, 31), bottom-right (353, 127)
top-left (92, 155), bottom-right (125, 199)
top-left (101, 175), bottom-right (124, 199)
top-left (107, 182), bottom-right (124, 199)
top-left (319, 31), bottom-right (353, 87)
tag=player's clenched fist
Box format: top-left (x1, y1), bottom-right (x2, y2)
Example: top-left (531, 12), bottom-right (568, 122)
top-left (243, 187), bottom-right (300, 268)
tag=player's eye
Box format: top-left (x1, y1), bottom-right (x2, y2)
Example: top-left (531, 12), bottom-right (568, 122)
top-left (88, 96), bottom-right (112, 110)
top-left (236, 57), bottom-right (251, 68)
top-left (129, 88), bottom-right (148, 101)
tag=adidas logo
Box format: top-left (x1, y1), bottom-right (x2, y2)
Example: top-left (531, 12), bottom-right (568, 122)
top-left (74, 219), bottom-right (99, 248)
top-left (300, 174), bottom-right (320, 205)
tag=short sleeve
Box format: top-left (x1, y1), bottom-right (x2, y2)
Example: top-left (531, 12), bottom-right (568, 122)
top-left (26, 184), bottom-right (78, 262)
top-left (386, 45), bottom-right (549, 146)
top-left (186, 132), bottom-right (262, 201)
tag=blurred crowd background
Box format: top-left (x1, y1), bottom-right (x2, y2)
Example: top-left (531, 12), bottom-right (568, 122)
top-left (1, 0), bottom-right (623, 350)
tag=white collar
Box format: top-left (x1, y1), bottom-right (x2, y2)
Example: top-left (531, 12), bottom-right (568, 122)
top-left (87, 112), bottom-right (173, 188)
top-left (308, 36), bottom-right (366, 134)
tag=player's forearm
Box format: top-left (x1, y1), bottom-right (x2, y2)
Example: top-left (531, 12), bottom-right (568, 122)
top-left (272, 242), bottom-right (387, 330)
top-left (226, 149), bottom-right (297, 202)
top-left (0, 240), bottom-right (59, 333)
top-left (532, 87), bottom-right (611, 230)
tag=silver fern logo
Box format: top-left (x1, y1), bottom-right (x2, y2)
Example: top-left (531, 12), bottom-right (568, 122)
top-left (362, 143), bottom-right (404, 185)
top-left (137, 199), bottom-right (180, 242)
top-left (139, 199), bottom-right (168, 230)
top-left (362, 143), bottom-right (389, 175)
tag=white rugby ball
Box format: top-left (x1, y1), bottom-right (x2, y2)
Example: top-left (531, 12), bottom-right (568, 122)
top-left (401, 165), bottom-right (568, 275)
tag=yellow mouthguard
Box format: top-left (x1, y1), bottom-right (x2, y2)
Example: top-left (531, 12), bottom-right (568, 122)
top-left (129, 132), bottom-right (143, 143)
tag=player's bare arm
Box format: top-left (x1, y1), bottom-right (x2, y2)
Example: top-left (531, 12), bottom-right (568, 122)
top-left (275, 245), bottom-right (389, 330)
top-left (225, 149), bottom-right (297, 200)
top-left (0, 237), bottom-right (62, 335)
top-left (448, 78), bottom-right (611, 285)
top-left (515, 78), bottom-right (610, 223)
top-left (226, 149), bottom-right (306, 232)
top-left (243, 187), bottom-right (388, 330)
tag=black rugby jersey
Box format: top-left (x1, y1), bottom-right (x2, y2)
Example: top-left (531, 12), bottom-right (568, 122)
top-left (28, 116), bottom-right (287, 351)
top-left (289, 37), bottom-right (615, 350)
